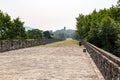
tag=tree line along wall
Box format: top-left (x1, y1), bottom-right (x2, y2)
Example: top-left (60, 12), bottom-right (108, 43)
top-left (83, 42), bottom-right (120, 80)
top-left (0, 39), bottom-right (62, 52)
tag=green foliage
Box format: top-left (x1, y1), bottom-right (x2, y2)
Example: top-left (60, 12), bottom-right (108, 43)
top-left (54, 30), bottom-right (65, 39)
top-left (43, 31), bottom-right (52, 39)
top-left (117, 0), bottom-right (120, 7)
top-left (75, 1), bottom-right (120, 57)
top-left (0, 10), bottom-right (26, 40)
top-left (27, 29), bottom-right (43, 39)
top-left (65, 29), bottom-right (75, 39)
top-left (99, 16), bottom-right (118, 52)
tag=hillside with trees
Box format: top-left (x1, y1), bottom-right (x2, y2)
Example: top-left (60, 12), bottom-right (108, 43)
top-left (75, 0), bottom-right (120, 57)
top-left (53, 29), bottom-right (75, 39)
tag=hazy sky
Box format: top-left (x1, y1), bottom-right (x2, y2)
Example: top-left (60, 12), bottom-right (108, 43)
top-left (0, 0), bottom-right (118, 31)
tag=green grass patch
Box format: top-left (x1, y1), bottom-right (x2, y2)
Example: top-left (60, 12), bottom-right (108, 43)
top-left (42, 38), bottom-right (79, 47)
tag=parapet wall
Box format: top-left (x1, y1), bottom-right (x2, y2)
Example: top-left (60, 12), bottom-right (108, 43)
top-left (83, 42), bottom-right (120, 80)
top-left (0, 39), bottom-right (61, 52)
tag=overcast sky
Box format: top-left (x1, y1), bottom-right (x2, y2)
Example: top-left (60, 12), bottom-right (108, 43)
top-left (0, 0), bottom-right (118, 31)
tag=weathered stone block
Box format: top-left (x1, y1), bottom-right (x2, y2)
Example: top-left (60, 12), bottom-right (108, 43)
top-left (83, 42), bottom-right (120, 80)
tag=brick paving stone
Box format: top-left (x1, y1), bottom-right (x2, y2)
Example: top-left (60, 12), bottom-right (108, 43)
top-left (0, 39), bottom-right (104, 80)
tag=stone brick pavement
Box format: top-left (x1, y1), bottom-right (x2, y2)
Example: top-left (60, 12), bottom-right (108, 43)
top-left (0, 39), bottom-right (104, 80)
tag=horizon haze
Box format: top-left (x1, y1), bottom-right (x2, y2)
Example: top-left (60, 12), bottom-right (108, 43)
top-left (0, 0), bottom-right (118, 31)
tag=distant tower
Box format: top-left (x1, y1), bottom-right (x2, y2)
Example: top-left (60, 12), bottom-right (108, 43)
top-left (64, 26), bottom-right (66, 31)
top-left (64, 26), bottom-right (66, 39)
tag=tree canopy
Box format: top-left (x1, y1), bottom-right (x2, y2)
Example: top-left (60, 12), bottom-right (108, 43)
top-left (43, 31), bottom-right (52, 39)
top-left (26, 29), bottom-right (43, 39)
top-left (0, 10), bottom-right (26, 40)
top-left (75, 1), bottom-right (120, 57)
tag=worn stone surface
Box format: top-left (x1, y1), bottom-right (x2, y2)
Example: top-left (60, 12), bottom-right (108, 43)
top-left (0, 39), bottom-right (104, 80)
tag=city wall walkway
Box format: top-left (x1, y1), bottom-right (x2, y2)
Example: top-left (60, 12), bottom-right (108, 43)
top-left (0, 39), bottom-right (104, 80)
